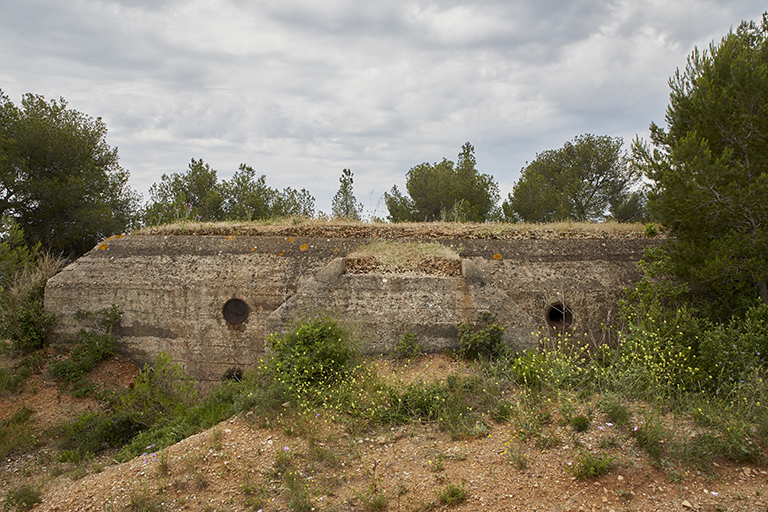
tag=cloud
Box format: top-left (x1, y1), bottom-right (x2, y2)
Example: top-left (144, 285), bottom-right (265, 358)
top-left (2, 0), bottom-right (766, 212)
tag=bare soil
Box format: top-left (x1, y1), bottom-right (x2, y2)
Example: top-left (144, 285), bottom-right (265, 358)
top-left (2, 353), bottom-right (767, 512)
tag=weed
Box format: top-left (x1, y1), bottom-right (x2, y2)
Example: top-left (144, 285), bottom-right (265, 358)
top-left (126, 482), bottom-right (162, 512)
top-left (458, 312), bottom-right (506, 361)
top-left (49, 305), bottom-right (121, 390)
top-left (570, 415), bottom-right (591, 433)
top-left (0, 407), bottom-right (36, 458)
top-left (2, 484), bottom-right (42, 511)
top-left (505, 444), bottom-right (529, 470)
top-left (393, 332), bottom-right (422, 360)
top-left (599, 398), bottom-right (630, 425)
top-left (438, 483), bottom-right (468, 506)
top-left (568, 450), bottom-right (615, 479)
top-left (633, 416), bottom-right (666, 462)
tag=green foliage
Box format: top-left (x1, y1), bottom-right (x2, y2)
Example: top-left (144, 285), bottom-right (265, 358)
top-left (0, 215), bottom-right (39, 289)
top-left (49, 306), bottom-right (120, 388)
top-left (265, 315), bottom-right (356, 390)
top-left (697, 303), bottom-right (768, 393)
top-left (331, 168), bottom-right (363, 220)
top-left (598, 398), bottom-right (629, 426)
top-left (504, 134), bottom-right (640, 222)
top-left (0, 91), bottom-right (140, 257)
top-left (632, 415), bottom-right (666, 462)
top-left (568, 451), bottom-right (615, 479)
top-left (508, 350), bottom-right (547, 390)
top-left (2, 484), bottom-right (41, 512)
top-left (457, 311), bottom-right (506, 361)
top-left (632, 13), bottom-right (768, 310)
top-left (437, 483), bottom-right (468, 506)
top-left (393, 332), bottom-right (422, 360)
top-left (570, 415), bottom-right (591, 433)
top-left (0, 407), bottom-right (36, 458)
top-left (144, 160), bottom-right (315, 225)
top-left (118, 352), bottom-right (198, 429)
top-left (0, 250), bottom-right (63, 354)
top-left (385, 142), bottom-right (500, 223)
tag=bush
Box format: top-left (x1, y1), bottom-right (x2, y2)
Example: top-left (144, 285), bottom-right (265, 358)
top-left (568, 451), bottom-right (614, 479)
top-left (266, 314), bottom-right (356, 390)
top-left (118, 351), bottom-right (198, 429)
top-left (458, 311), bottom-right (506, 361)
top-left (49, 306), bottom-right (121, 388)
top-left (697, 303), bottom-right (768, 392)
top-left (2, 484), bottom-right (42, 512)
top-left (0, 244), bottom-right (64, 354)
top-left (393, 332), bottom-right (422, 360)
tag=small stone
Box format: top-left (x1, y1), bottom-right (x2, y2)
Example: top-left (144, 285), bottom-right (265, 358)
top-left (617, 475), bottom-right (624, 481)
top-left (681, 500), bottom-right (693, 509)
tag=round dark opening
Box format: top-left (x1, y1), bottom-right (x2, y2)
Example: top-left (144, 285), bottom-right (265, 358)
top-left (222, 298), bottom-right (249, 325)
top-left (546, 303), bottom-right (573, 329)
top-left (223, 367), bottom-right (244, 382)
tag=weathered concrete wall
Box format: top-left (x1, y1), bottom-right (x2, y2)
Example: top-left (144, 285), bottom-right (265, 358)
top-left (44, 234), bottom-right (658, 385)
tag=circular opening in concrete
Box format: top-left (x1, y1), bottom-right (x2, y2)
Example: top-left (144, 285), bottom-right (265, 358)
top-left (223, 367), bottom-right (244, 382)
top-left (222, 298), bottom-right (249, 325)
top-left (546, 302), bottom-right (573, 330)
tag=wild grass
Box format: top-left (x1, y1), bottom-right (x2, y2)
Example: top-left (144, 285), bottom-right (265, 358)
top-left (136, 218), bottom-right (649, 239)
top-left (347, 239), bottom-right (460, 270)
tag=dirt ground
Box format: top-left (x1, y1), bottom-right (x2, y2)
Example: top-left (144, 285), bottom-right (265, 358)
top-left (2, 354), bottom-right (768, 512)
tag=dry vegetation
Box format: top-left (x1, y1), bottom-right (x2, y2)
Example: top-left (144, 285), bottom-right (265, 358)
top-left (136, 218), bottom-right (653, 240)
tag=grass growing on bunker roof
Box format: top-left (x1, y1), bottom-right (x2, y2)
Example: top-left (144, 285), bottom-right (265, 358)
top-left (135, 218), bottom-right (652, 240)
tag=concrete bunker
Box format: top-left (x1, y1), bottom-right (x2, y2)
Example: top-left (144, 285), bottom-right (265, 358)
top-left (44, 232), bottom-right (659, 387)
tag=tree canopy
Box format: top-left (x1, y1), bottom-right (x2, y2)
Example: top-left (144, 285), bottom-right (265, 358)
top-left (0, 91), bottom-right (140, 257)
top-left (384, 142), bottom-right (499, 223)
top-left (633, 13), bottom-right (768, 307)
top-left (143, 160), bottom-right (315, 225)
top-left (331, 169), bottom-right (363, 220)
top-left (503, 134), bottom-right (641, 223)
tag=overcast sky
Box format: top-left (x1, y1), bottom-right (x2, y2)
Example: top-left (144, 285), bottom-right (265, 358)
top-left (1, 1), bottom-right (765, 218)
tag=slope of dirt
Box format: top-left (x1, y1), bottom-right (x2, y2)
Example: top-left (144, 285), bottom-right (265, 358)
top-left (2, 354), bottom-right (767, 512)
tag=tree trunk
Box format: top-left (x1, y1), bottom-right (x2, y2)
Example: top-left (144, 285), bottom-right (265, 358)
top-left (759, 279), bottom-right (768, 305)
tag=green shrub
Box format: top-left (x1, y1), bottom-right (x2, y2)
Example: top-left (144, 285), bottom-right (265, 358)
top-left (49, 306), bottom-right (121, 388)
top-left (697, 303), bottom-right (768, 392)
top-left (266, 314), bottom-right (356, 389)
top-left (570, 415), bottom-right (591, 433)
top-left (2, 484), bottom-right (42, 511)
top-left (393, 332), bottom-right (422, 360)
top-left (568, 450), bottom-right (614, 479)
top-left (437, 483), bottom-right (468, 506)
top-left (458, 311), bottom-right (506, 361)
top-left (632, 415), bottom-right (666, 462)
top-left (0, 407), bottom-right (37, 458)
top-left (118, 351), bottom-right (197, 429)
top-left (508, 350), bottom-right (546, 390)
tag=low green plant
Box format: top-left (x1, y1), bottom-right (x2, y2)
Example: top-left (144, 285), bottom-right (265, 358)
top-left (457, 311), bottom-right (506, 361)
top-left (570, 415), bottom-right (591, 433)
top-left (599, 397), bottom-right (630, 425)
top-left (0, 407), bottom-right (36, 458)
top-left (633, 415), bottom-right (666, 462)
top-left (49, 305), bottom-right (121, 389)
top-left (568, 450), bottom-right (614, 479)
top-left (126, 482), bottom-right (162, 512)
top-left (266, 314), bottom-right (357, 391)
top-left (393, 332), bottom-right (422, 360)
top-left (437, 483), bottom-right (468, 506)
top-left (505, 444), bottom-right (529, 470)
top-left (2, 484), bottom-right (42, 512)
top-left (0, 227), bottom-right (64, 353)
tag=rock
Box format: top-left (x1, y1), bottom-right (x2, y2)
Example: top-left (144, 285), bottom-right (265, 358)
top-left (681, 500), bottom-right (693, 509)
